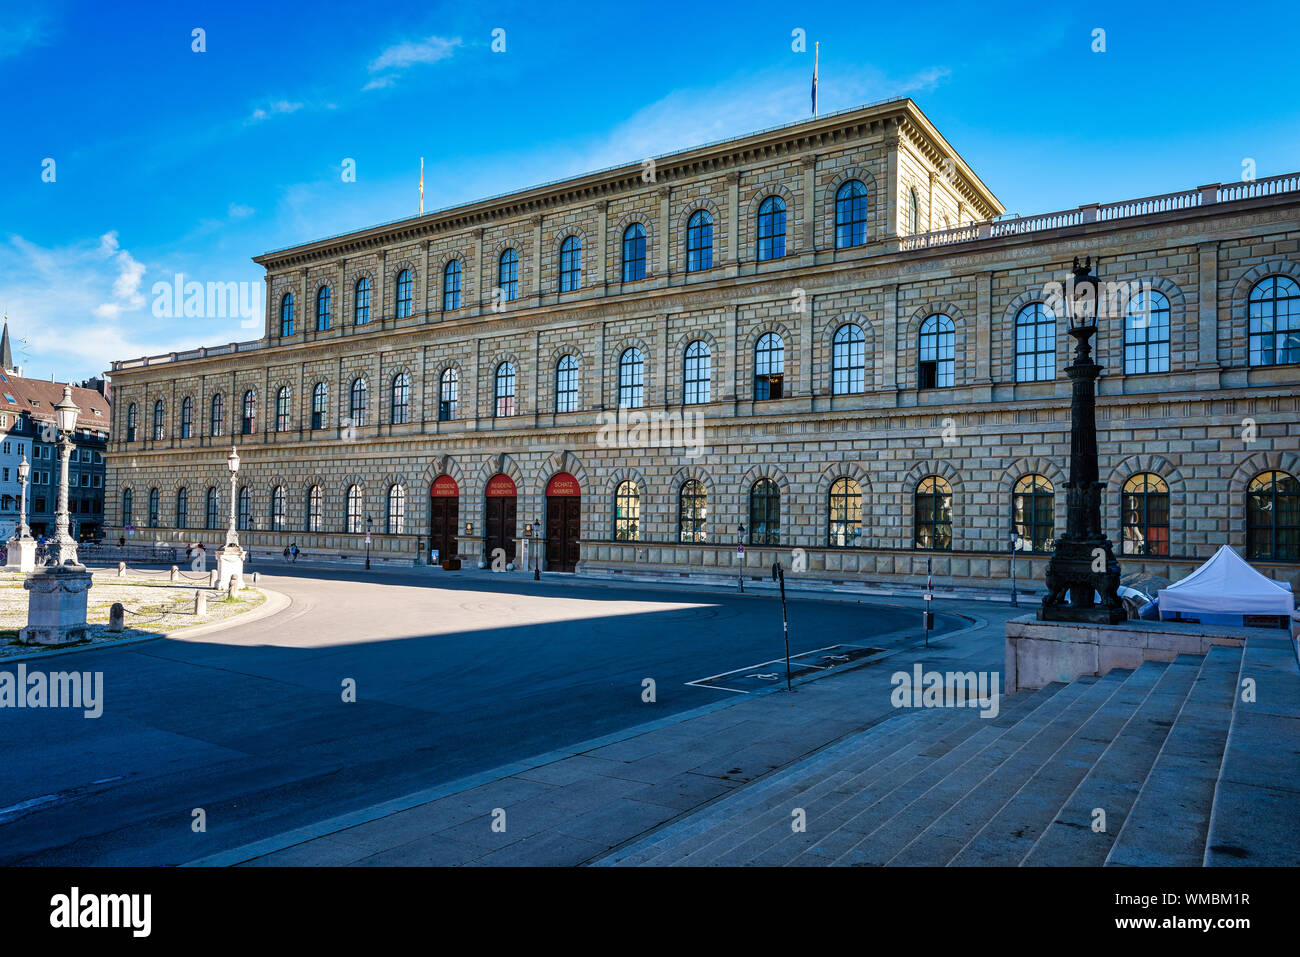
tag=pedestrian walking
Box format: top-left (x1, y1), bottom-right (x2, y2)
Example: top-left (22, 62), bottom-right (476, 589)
top-left (290, 542), bottom-right (299, 563)
top-left (283, 545), bottom-right (291, 562)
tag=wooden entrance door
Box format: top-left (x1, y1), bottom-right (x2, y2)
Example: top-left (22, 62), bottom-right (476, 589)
top-left (545, 496), bottom-right (580, 572)
top-left (544, 471), bottom-right (582, 573)
top-left (484, 473), bottom-right (517, 565)
top-left (430, 475), bottom-right (459, 563)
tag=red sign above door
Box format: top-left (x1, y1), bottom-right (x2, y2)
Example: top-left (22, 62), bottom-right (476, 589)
top-left (486, 473), bottom-right (517, 497)
top-left (545, 472), bottom-right (580, 496)
top-left (431, 475), bottom-right (459, 497)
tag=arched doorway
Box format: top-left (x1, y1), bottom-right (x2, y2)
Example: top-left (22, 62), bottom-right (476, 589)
top-left (545, 472), bottom-right (581, 573)
top-left (484, 473), bottom-right (517, 565)
top-left (429, 475), bottom-right (459, 563)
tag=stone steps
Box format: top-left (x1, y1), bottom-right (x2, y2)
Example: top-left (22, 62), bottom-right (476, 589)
top-left (593, 631), bottom-right (1298, 867)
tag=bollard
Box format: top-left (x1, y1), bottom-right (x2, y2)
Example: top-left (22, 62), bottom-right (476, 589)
top-left (251, 571), bottom-right (259, 584)
top-left (108, 602), bottom-right (125, 632)
top-left (209, 568), bottom-right (219, 588)
top-left (194, 590), bottom-right (207, 616)
top-left (117, 561), bottom-right (127, 578)
top-left (169, 565), bottom-right (179, 582)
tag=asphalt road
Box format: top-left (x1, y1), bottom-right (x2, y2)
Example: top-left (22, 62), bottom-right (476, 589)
top-left (0, 566), bottom-right (960, 865)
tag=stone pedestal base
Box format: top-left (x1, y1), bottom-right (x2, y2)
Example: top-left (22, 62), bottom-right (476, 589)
top-left (20, 565), bottom-right (93, 645)
top-left (217, 545), bottom-right (245, 591)
top-left (5, 537), bottom-right (37, 573)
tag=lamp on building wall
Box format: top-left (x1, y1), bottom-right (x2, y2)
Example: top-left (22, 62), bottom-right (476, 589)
top-left (1038, 256), bottom-right (1125, 624)
top-left (465, 521), bottom-right (474, 536)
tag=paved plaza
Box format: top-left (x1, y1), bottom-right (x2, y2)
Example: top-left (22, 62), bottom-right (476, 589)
top-left (0, 564), bottom-right (973, 865)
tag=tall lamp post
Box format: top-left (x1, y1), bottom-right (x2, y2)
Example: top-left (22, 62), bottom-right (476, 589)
top-left (1008, 526), bottom-right (1020, 608)
top-left (365, 516), bottom-right (373, 570)
top-left (5, 455), bottom-right (36, 571)
top-left (1038, 257), bottom-right (1125, 624)
top-left (217, 446), bottom-right (245, 589)
top-left (20, 386), bottom-right (93, 645)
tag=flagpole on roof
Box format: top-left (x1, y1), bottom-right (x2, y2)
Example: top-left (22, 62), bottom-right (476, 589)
top-left (812, 41), bottom-right (819, 116)
top-left (419, 157), bottom-right (425, 215)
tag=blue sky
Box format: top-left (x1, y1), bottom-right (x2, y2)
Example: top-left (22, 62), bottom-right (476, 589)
top-left (2, 0), bottom-right (1297, 383)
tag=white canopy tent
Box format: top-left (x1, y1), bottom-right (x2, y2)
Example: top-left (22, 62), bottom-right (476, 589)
top-left (1158, 545), bottom-right (1295, 624)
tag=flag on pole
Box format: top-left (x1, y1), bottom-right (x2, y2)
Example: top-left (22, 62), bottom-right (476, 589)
top-left (419, 156), bottom-right (425, 215)
top-left (811, 42), bottom-right (819, 116)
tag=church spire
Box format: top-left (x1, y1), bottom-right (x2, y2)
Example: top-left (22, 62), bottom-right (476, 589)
top-left (0, 320), bottom-right (12, 373)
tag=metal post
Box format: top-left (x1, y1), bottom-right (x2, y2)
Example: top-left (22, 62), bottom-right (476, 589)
top-left (365, 516), bottom-right (372, 570)
top-left (1010, 528), bottom-right (1019, 608)
top-left (773, 561), bottom-right (791, 691)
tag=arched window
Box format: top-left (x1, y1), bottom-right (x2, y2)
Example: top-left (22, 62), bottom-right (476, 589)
top-left (354, 276), bottom-right (371, 324)
top-left (180, 397), bottom-right (193, 438)
top-left (345, 485), bottom-right (362, 534)
top-left (914, 476), bottom-right (953, 550)
top-left (121, 488), bottom-right (133, 527)
top-left (1121, 473), bottom-right (1170, 556)
top-left (395, 268), bottom-right (413, 318)
top-left (311, 382), bottom-right (327, 430)
top-left (749, 479), bottom-right (781, 545)
top-left (835, 180), bottom-right (869, 249)
top-left (391, 372), bottom-right (411, 425)
top-left (495, 362), bottom-right (516, 417)
top-left (757, 196), bottom-right (786, 261)
top-left (828, 477), bottom-right (862, 547)
top-left (270, 485), bottom-right (286, 531)
top-left (686, 210), bottom-right (713, 272)
top-left (679, 480), bottom-right (707, 543)
top-left (306, 485), bottom-right (322, 532)
top-left (683, 340), bottom-right (711, 404)
top-left (1248, 276), bottom-right (1300, 367)
top-left (241, 390), bottom-right (256, 435)
top-left (831, 323), bottom-right (865, 395)
top-left (209, 393), bottom-right (224, 437)
top-left (387, 484), bottom-right (406, 534)
top-left (275, 386), bottom-right (291, 432)
top-left (498, 249), bottom-right (518, 303)
top-left (1015, 303), bottom-right (1056, 382)
top-left (559, 236), bottom-right (582, 292)
top-left (316, 285), bottom-right (331, 331)
top-left (1246, 470), bottom-right (1300, 560)
top-left (126, 403), bottom-right (138, 442)
top-left (349, 377), bottom-right (368, 427)
top-left (919, 314), bottom-right (956, 389)
top-left (614, 481), bottom-right (640, 541)
top-left (237, 486), bottom-right (250, 530)
top-left (618, 348), bottom-right (644, 408)
top-left (152, 399), bottom-right (165, 440)
top-left (147, 487), bottom-right (160, 527)
top-left (1012, 474), bottom-right (1055, 553)
top-left (176, 487), bottom-right (189, 529)
top-left (280, 292), bottom-right (294, 336)
top-left (1124, 290), bottom-right (1171, 375)
top-left (442, 261), bottom-right (461, 312)
top-left (622, 223), bottom-right (646, 281)
top-left (556, 355), bottom-right (579, 413)
top-left (205, 487), bottom-right (218, 530)
top-left (439, 368), bottom-right (458, 421)
top-left (754, 332), bottom-right (785, 400)
top-left (908, 188), bottom-right (920, 235)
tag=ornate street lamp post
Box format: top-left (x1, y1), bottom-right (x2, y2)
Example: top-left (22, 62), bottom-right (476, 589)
top-left (50, 386), bottom-right (81, 567)
top-left (5, 455), bottom-right (36, 571)
top-left (365, 515), bottom-right (373, 570)
top-left (1038, 257), bottom-right (1125, 624)
top-left (217, 446), bottom-right (245, 589)
top-left (20, 386), bottom-right (93, 645)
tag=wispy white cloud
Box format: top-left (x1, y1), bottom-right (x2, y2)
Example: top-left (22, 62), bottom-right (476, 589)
top-left (0, 10), bottom-right (53, 62)
top-left (364, 35), bottom-right (461, 91)
top-left (248, 99), bottom-right (303, 123)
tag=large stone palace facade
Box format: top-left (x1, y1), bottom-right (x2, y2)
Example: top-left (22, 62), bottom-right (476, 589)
top-left (105, 99), bottom-right (1300, 588)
